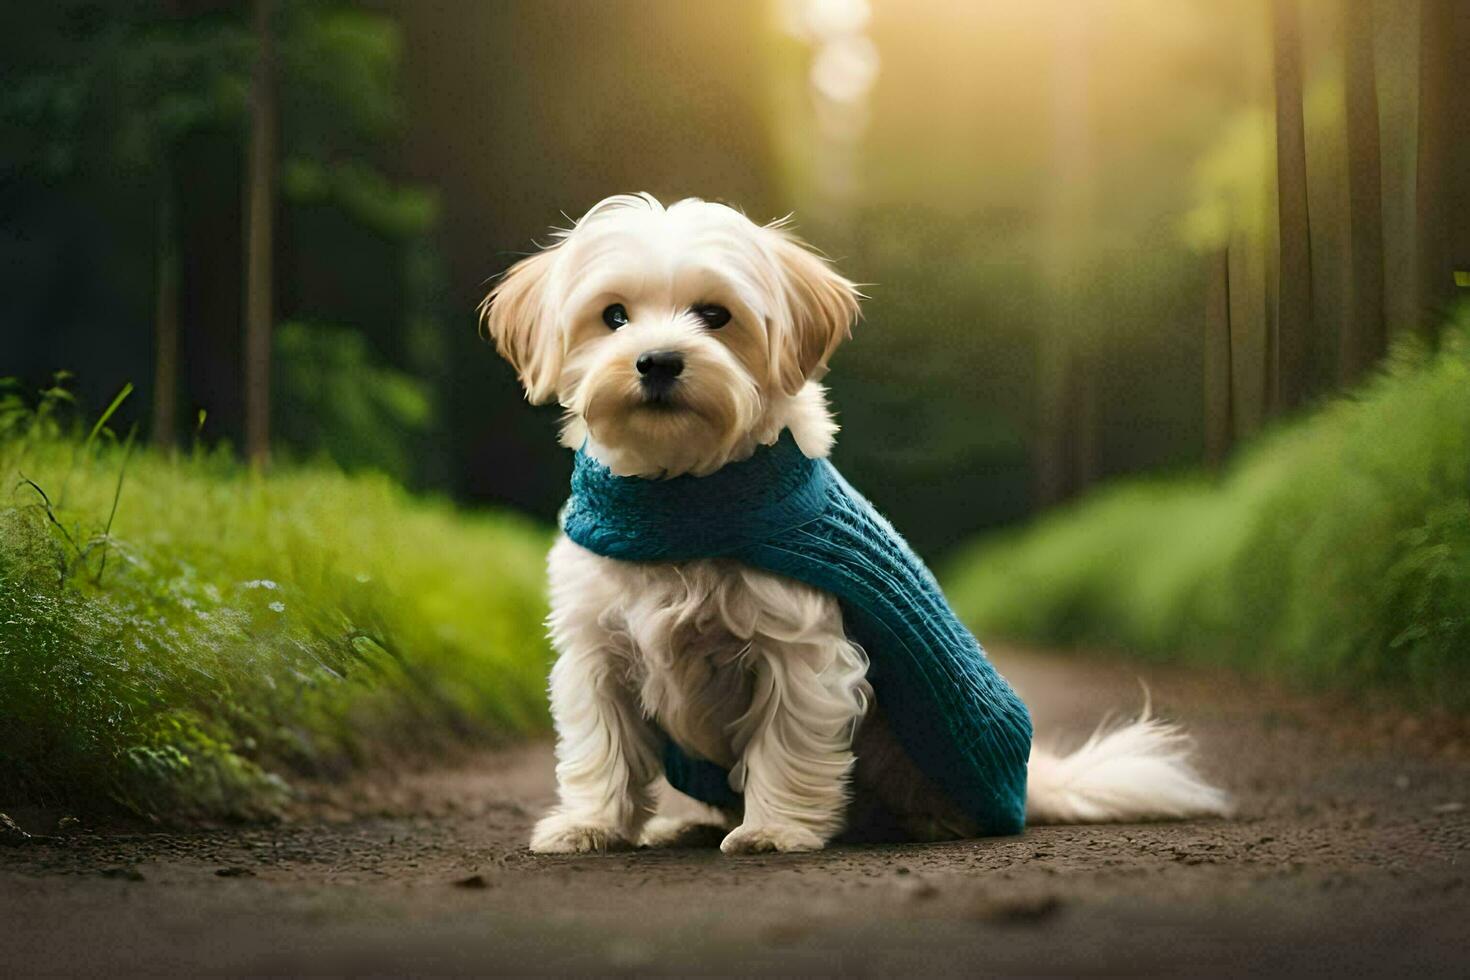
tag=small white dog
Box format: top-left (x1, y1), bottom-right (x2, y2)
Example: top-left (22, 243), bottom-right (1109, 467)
top-left (483, 193), bottom-right (1228, 855)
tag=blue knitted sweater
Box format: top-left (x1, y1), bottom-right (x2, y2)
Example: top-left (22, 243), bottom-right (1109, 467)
top-left (561, 432), bottom-right (1033, 835)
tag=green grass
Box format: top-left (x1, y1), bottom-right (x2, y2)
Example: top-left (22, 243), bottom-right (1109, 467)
top-left (946, 310), bottom-right (1470, 709)
top-left (0, 392), bottom-right (552, 820)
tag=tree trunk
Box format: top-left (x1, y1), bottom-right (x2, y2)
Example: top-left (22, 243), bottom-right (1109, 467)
top-left (1073, 353), bottom-right (1101, 489)
top-left (1372, 0), bottom-right (1422, 339)
top-left (1414, 0), bottom-right (1470, 331)
top-left (1036, 9), bottom-right (1093, 506)
top-left (1204, 247), bottom-right (1234, 467)
top-left (1270, 0), bottom-right (1312, 415)
top-left (151, 167), bottom-right (180, 450)
top-left (243, 0), bottom-right (277, 468)
top-left (1340, 0), bottom-right (1386, 383)
top-left (1035, 350), bottom-right (1073, 508)
top-left (1230, 10), bottom-right (1274, 445)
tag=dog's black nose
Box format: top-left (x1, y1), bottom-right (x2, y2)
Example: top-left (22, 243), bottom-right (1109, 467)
top-left (636, 350), bottom-right (684, 392)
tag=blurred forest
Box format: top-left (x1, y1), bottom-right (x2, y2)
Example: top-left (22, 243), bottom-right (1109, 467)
top-left (5, 0), bottom-right (1467, 559)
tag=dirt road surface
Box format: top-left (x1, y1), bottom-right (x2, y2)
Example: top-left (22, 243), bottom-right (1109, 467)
top-left (3, 647), bottom-right (1467, 976)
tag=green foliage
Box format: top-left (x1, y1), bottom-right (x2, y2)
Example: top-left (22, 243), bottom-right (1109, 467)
top-left (946, 309), bottom-right (1470, 708)
top-left (0, 2), bottom-right (251, 179)
top-left (282, 159), bottom-right (439, 238)
top-left (278, 0), bottom-right (404, 151)
top-left (0, 389), bottom-right (551, 819)
top-left (273, 322), bottom-right (433, 481)
top-left (1, 0), bottom-right (409, 179)
top-left (1179, 105), bottom-right (1272, 251)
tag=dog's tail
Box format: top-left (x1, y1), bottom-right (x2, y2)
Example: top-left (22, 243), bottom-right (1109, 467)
top-left (1024, 709), bottom-right (1230, 825)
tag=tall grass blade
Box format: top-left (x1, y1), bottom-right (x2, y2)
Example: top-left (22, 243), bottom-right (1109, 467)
top-left (94, 422), bottom-right (139, 586)
top-left (58, 381), bottom-right (133, 509)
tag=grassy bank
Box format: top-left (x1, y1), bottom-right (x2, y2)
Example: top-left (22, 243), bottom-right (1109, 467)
top-left (947, 312), bottom-right (1470, 709)
top-left (0, 395), bottom-right (552, 819)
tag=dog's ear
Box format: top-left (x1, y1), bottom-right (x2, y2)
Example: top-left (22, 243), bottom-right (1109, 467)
top-left (480, 248), bottom-right (561, 404)
top-left (766, 226), bottom-right (862, 396)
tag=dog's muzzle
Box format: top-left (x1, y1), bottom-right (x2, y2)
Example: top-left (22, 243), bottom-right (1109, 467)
top-left (637, 349), bottom-right (684, 401)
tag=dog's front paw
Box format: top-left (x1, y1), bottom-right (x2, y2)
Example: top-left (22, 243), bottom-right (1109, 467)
top-left (529, 813), bottom-right (633, 854)
top-left (720, 823), bottom-right (824, 855)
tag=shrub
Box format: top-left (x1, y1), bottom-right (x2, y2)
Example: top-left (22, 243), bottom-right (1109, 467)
top-left (946, 310), bottom-right (1470, 708)
top-left (0, 388), bottom-right (551, 818)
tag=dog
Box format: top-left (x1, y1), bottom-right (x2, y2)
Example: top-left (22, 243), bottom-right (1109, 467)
top-left (482, 193), bottom-right (1229, 855)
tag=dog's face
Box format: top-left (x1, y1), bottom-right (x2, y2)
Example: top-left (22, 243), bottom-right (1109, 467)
top-left (482, 194), bottom-right (860, 475)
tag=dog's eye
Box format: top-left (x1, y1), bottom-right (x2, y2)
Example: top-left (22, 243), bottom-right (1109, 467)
top-left (601, 304), bottom-right (629, 330)
top-left (691, 304), bottom-right (731, 329)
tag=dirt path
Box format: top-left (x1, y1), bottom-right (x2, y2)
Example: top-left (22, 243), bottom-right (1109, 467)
top-left (2, 647), bottom-right (1467, 976)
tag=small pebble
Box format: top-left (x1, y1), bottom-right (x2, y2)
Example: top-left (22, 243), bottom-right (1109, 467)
top-left (454, 873), bottom-right (490, 889)
top-left (971, 893), bottom-right (1062, 924)
top-left (900, 877), bottom-right (939, 901)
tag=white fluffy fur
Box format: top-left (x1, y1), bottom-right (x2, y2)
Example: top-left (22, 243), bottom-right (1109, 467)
top-left (483, 193), bottom-right (1228, 855)
top-left (535, 541), bottom-right (870, 854)
top-left (1026, 713), bottom-right (1231, 824)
